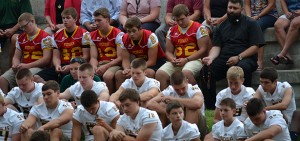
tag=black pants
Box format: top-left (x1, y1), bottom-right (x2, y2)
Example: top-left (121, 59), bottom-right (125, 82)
top-left (200, 56), bottom-right (257, 109)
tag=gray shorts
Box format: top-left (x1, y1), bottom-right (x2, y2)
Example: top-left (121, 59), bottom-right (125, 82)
top-left (1, 68), bottom-right (42, 88)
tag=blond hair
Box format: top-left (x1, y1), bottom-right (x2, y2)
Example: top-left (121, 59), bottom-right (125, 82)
top-left (18, 12), bottom-right (35, 23)
top-left (226, 66), bottom-right (244, 80)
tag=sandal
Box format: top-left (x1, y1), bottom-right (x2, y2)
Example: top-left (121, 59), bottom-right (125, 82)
top-left (281, 56), bottom-right (294, 65)
top-left (270, 56), bottom-right (281, 65)
top-left (270, 55), bottom-right (294, 65)
top-left (257, 66), bottom-right (264, 71)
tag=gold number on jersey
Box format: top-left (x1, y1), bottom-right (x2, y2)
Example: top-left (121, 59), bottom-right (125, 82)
top-left (98, 47), bottom-right (117, 58)
top-left (23, 51), bottom-right (43, 60)
top-left (62, 46), bottom-right (82, 61)
top-left (175, 43), bottom-right (197, 57)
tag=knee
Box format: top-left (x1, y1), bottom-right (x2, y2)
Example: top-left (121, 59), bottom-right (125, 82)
top-left (274, 19), bottom-right (288, 30)
top-left (33, 75), bottom-right (42, 82)
top-left (92, 126), bottom-right (106, 135)
top-left (50, 128), bottom-right (63, 138)
top-left (155, 70), bottom-right (168, 80)
top-left (145, 69), bottom-right (155, 78)
top-left (115, 70), bottom-right (123, 78)
top-left (103, 71), bottom-right (114, 81)
top-left (182, 70), bottom-right (194, 77)
top-left (290, 19), bottom-right (300, 29)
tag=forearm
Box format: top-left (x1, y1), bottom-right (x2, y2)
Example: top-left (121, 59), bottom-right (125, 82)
top-left (166, 51), bottom-right (176, 61)
top-left (208, 47), bottom-right (221, 59)
top-left (140, 12), bottom-right (159, 23)
top-left (45, 16), bottom-right (53, 25)
top-left (90, 58), bottom-right (99, 69)
top-left (12, 57), bottom-right (21, 66)
top-left (174, 98), bottom-right (202, 110)
top-left (244, 0), bottom-right (252, 17)
top-left (246, 130), bottom-right (276, 141)
top-left (122, 59), bottom-right (131, 69)
top-left (106, 57), bottom-right (122, 68)
top-left (140, 92), bottom-right (157, 102)
top-left (119, 15), bottom-right (128, 26)
top-left (266, 103), bottom-right (288, 111)
top-left (27, 57), bottom-right (51, 68)
top-left (239, 45), bottom-right (259, 58)
top-left (42, 119), bottom-right (64, 130)
top-left (258, 6), bottom-right (276, 18)
top-left (188, 11), bottom-right (201, 21)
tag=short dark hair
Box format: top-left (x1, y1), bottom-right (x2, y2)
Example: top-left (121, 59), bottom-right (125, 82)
top-left (220, 98), bottom-right (236, 109)
top-left (119, 88), bottom-right (140, 103)
top-left (79, 63), bottom-right (94, 76)
top-left (172, 4), bottom-right (189, 17)
top-left (16, 68), bottom-right (33, 80)
top-left (30, 131), bottom-right (50, 141)
top-left (246, 98), bottom-right (265, 117)
top-left (260, 67), bottom-right (278, 82)
top-left (70, 57), bottom-right (86, 64)
top-left (170, 71), bottom-right (186, 85)
top-left (93, 7), bottom-right (110, 19)
top-left (81, 90), bottom-right (98, 108)
top-left (166, 100), bottom-right (183, 114)
top-left (125, 17), bottom-right (142, 29)
top-left (42, 80), bottom-right (60, 92)
top-left (61, 7), bottom-right (78, 20)
top-left (131, 58), bottom-right (147, 70)
top-left (228, 0), bottom-right (243, 7)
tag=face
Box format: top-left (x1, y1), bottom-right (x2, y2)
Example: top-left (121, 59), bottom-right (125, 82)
top-left (219, 105), bottom-right (236, 121)
top-left (70, 62), bottom-right (81, 80)
top-left (84, 102), bottom-right (100, 115)
top-left (16, 77), bottom-right (34, 93)
top-left (19, 20), bottom-right (33, 33)
top-left (172, 81), bottom-right (188, 96)
top-left (121, 99), bottom-right (139, 117)
top-left (131, 67), bottom-right (146, 85)
top-left (227, 78), bottom-right (243, 94)
top-left (249, 110), bottom-right (266, 126)
top-left (167, 107), bottom-right (184, 124)
top-left (42, 89), bottom-right (59, 107)
top-left (259, 78), bottom-right (276, 92)
top-left (174, 14), bottom-right (189, 28)
top-left (62, 14), bottom-right (77, 28)
top-left (126, 27), bottom-right (141, 41)
top-left (78, 70), bottom-right (93, 87)
top-left (227, 2), bottom-right (243, 22)
top-left (94, 15), bottom-right (109, 30)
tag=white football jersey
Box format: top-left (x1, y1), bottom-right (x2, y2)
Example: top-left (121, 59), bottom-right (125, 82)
top-left (69, 81), bottom-right (108, 105)
top-left (162, 84), bottom-right (205, 115)
top-left (0, 108), bottom-right (25, 141)
top-left (258, 81), bottom-right (296, 124)
top-left (212, 118), bottom-right (247, 140)
top-left (244, 110), bottom-right (291, 141)
top-left (117, 107), bottom-right (162, 141)
top-left (163, 120), bottom-right (200, 141)
top-left (215, 85), bottom-right (254, 121)
top-left (6, 82), bottom-right (43, 117)
top-left (30, 100), bottom-right (73, 138)
top-left (121, 77), bottom-right (160, 94)
top-left (73, 101), bottom-right (119, 141)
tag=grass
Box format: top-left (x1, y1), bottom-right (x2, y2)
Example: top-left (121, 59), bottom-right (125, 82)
top-left (205, 109), bottom-right (215, 131)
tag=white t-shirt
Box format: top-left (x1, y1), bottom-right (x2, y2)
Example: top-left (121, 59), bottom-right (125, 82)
top-left (215, 85), bottom-right (254, 121)
top-left (121, 77), bottom-right (160, 94)
top-left (258, 81), bottom-right (296, 124)
top-left (117, 107), bottom-right (162, 141)
top-left (0, 108), bottom-right (25, 141)
top-left (69, 81), bottom-right (108, 105)
top-left (162, 84), bottom-right (205, 115)
top-left (162, 120), bottom-right (200, 141)
top-left (6, 82), bottom-right (43, 117)
top-left (30, 100), bottom-right (73, 138)
top-left (212, 118), bottom-right (247, 140)
top-left (244, 110), bottom-right (291, 141)
top-left (73, 101), bottom-right (119, 141)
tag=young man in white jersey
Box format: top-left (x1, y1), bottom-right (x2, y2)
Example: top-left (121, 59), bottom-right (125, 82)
top-left (214, 66), bottom-right (254, 123)
top-left (0, 93), bottom-right (25, 141)
top-left (72, 90), bottom-right (120, 141)
top-left (254, 67), bottom-right (296, 124)
top-left (162, 100), bottom-right (200, 141)
top-left (211, 98), bottom-right (247, 141)
top-left (4, 68), bottom-right (44, 118)
top-left (109, 58), bottom-right (160, 108)
top-left (60, 63), bottom-right (110, 107)
top-left (244, 98), bottom-right (291, 141)
top-left (147, 71), bottom-right (205, 128)
top-left (110, 88), bottom-right (163, 141)
top-left (20, 80), bottom-right (74, 141)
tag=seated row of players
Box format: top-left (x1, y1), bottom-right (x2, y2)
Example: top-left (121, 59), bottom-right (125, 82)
top-left (0, 61), bottom-right (299, 140)
top-left (0, 4), bottom-right (211, 98)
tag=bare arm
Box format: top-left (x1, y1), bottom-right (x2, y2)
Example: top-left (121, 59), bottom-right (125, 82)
top-left (245, 125), bottom-right (282, 141)
top-left (164, 13), bottom-right (176, 26)
top-left (244, 0), bottom-right (252, 17)
top-left (71, 119), bottom-right (82, 141)
top-left (11, 133), bottom-right (21, 141)
top-left (41, 108), bottom-right (74, 130)
top-left (119, 9), bottom-right (128, 26)
top-left (280, 0), bottom-right (290, 15)
top-left (12, 49), bottom-right (22, 67)
top-left (20, 114), bottom-right (37, 133)
top-left (253, 89), bottom-right (263, 99)
top-left (146, 93), bottom-right (166, 114)
top-left (82, 47), bottom-right (90, 62)
top-left (140, 87), bottom-right (160, 102)
top-left (203, 0), bottom-right (211, 21)
top-left (121, 49), bottom-right (131, 70)
top-left (188, 10), bottom-right (201, 21)
top-left (165, 38), bottom-right (176, 62)
top-left (187, 35), bottom-right (210, 61)
top-left (98, 89), bottom-right (110, 101)
top-left (140, 7), bottom-right (160, 23)
top-left (265, 88), bottom-right (293, 110)
top-left (123, 123), bottom-right (158, 141)
top-left (90, 44), bottom-right (99, 70)
top-left (256, 0), bottom-right (276, 18)
top-left (173, 93), bottom-right (203, 110)
top-left (52, 49), bottom-right (61, 69)
top-left (109, 87), bottom-right (125, 103)
top-left (27, 49), bottom-right (52, 68)
top-left (213, 108), bottom-right (221, 124)
top-left (59, 88), bottom-right (73, 100)
top-left (238, 45), bottom-right (259, 59)
top-left (146, 46), bottom-right (159, 67)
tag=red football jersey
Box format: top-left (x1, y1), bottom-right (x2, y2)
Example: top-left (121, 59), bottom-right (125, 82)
top-left (16, 29), bottom-right (53, 64)
top-left (120, 29), bottom-right (165, 60)
top-left (169, 21), bottom-right (207, 58)
top-left (54, 26), bottom-right (90, 64)
top-left (90, 27), bottom-right (122, 61)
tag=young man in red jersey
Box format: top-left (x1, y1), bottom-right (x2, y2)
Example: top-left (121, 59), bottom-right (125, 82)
top-left (115, 17), bottom-right (166, 88)
top-left (90, 8), bottom-right (124, 94)
top-left (0, 12), bottom-right (54, 94)
top-left (34, 7), bottom-right (91, 83)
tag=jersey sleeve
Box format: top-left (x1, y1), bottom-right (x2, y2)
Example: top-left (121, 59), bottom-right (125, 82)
top-left (58, 101), bottom-right (74, 114)
top-left (161, 86), bottom-right (172, 96)
top-left (147, 33), bottom-right (159, 48)
top-left (10, 113), bottom-right (25, 135)
top-left (141, 110), bottom-right (160, 125)
top-left (41, 36), bottom-right (57, 50)
top-left (186, 123), bottom-right (200, 140)
top-left (187, 85), bottom-right (202, 97)
top-left (5, 88), bottom-right (19, 104)
top-left (149, 79), bottom-right (160, 90)
top-left (166, 28), bottom-right (171, 40)
top-left (120, 79), bottom-right (131, 89)
top-left (116, 115), bottom-right (126, 127)
top-left (215, 91), bottom-right (225, 108)
top-left (82, 31), bottom-right (91, 47)
top-left (212, 123), bottom-right (220, 139)
top-left (29, 105), bottom-right (40, 118)
top-left (196, 26), bottom-right (208, 40)
top-left (105, 102), bottom-right (120, 119)
top-left (16, 37), bottom-right (21, 50)
top-left (116, 33), bottom-right (125, 49)
top-left (268, 111), bottom-right (288, 130)
top-left (235, 124), bottom-right (247, 139)
top-left (73, 106), bottom-right (85, 123)
top-left (68, 82), bottom-right (80, 97)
